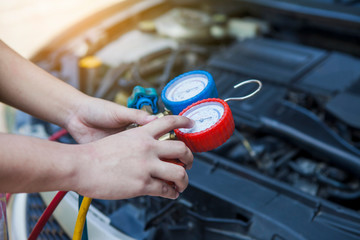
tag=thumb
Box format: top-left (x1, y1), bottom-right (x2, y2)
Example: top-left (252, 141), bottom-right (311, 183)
top-left (123, 108), bottom-right (157, 126)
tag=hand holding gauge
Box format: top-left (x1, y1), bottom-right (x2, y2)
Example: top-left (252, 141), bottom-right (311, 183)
top-left (72, 73), bottom-right (261, 239)
top-left (162, 71), bottom-right (262, 152)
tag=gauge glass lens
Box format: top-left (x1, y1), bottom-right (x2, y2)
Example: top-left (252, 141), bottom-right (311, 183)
top-left (165, 74), bottom-right (208, 102)
top-left (179, 102), bottom-right (224, 133)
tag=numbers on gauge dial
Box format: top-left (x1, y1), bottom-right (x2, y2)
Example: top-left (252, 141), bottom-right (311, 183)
top-left (165, 74), bottom-right (208, 102)
top-left (179, 102), bottom-right (224, 134)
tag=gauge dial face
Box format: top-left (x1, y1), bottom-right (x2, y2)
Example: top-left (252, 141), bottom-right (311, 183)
top-left (179, 101), bottom-right (224, 134)
top-left (165, 74), bottom-right (208, 102)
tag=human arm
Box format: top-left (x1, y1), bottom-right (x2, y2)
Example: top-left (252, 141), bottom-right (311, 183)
top-left (0, 40), bottom-right (195, 199)
top-left (0, 115), bottom-right (194, 199)
top-left (0, 39), bottom-right (155, 143)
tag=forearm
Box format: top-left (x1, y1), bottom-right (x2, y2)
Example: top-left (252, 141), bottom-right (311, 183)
top-left (0, 133), bottom-right (83, 193)
top-left (0, 116), bottom-right (194, 200)
top-left (0, 40), bottom-right (87, 127)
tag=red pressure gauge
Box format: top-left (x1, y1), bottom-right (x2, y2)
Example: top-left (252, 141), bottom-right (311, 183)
top-left (174, 98), bottom-right (235, 152)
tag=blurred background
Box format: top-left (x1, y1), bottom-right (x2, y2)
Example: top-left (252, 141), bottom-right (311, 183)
top-left (0, 0), bottom-right (121, 133)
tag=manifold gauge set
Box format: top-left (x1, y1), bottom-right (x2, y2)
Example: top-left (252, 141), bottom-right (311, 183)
top-left (161, 70), bottom-right (262, 152)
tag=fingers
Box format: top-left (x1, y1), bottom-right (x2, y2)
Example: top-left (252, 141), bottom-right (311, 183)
top-left (142, 115), bottom-right (194, 139)
top-left (157, 140), bottom-right (193, 169)
top-left (145, 178), bottom-right (180, 199)
top-left (150, 161), bottom-right (189, 193)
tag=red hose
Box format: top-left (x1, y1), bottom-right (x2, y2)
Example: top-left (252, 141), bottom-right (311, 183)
top-left (28, 129), bottom-right (70, 240)
top-left (28, 191), bottom-right (68, 240)
top-left (48, 128), bottom-right (68, 141)
top-left (5, 193), bottom-right (11, 203)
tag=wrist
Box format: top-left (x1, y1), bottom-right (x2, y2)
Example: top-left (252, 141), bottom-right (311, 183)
top-left (51, 143), bottom-right (82, 192)
top-left (62, 92), bottom-right (90, 129)
top-left (66, 142), bottom-right (98, 195)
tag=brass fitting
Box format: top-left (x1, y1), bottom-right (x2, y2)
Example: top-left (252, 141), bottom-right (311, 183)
top-left (156, 109), bottom-right (171, 118)
top-left (159, 132), bottom-right (176, 141)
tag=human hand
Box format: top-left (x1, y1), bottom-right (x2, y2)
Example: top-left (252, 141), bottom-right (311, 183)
top-left (65, 96), bottom-right (157, 144)
top-left (74, 115), bottom-right (194, 200)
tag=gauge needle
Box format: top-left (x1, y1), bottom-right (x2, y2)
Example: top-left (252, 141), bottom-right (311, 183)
top-left (197, 116), bottom-right (212, 123)
top-left (177, 87), bottom-right (199, 96)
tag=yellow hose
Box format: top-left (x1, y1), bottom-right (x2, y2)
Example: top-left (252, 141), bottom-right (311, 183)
top-left (73, 196), bottom-right (92, 240)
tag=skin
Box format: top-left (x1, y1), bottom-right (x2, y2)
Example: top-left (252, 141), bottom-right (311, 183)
top-left (0, 40), bottom-right (194, 200)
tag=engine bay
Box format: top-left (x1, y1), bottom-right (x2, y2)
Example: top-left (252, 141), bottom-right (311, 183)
top-left (20, 0), bottom-right (360, 239)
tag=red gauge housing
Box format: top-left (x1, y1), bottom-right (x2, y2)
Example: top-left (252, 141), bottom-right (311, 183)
top-left (175, 98), bottom-right (235, 152)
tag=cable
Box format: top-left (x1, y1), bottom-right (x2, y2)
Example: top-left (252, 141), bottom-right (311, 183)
top-left (78, 195), bottom-right (89, 240)
top-left (48, 128), bottom-right (68, 141)
top-left (73, 197), bottom-right (92, 240)
top-left (28, 191), bottom-right (67, 240)
top-left (5, 193), bottom-right (11, 203)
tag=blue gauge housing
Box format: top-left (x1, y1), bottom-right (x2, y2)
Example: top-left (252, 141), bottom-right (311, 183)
top-left (161, 70), bottom-right (218, 115)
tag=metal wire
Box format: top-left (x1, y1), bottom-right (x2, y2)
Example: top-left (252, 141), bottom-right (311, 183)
top-left (224, 79), bottom-right (262, 102)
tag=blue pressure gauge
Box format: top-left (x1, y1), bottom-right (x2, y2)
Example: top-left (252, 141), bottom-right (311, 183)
top-left (161, 70), bottom-right (218, 115)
